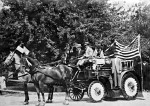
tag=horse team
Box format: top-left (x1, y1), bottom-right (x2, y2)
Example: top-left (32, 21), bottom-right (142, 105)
top-left (3, 49), bottom-right (78, 106)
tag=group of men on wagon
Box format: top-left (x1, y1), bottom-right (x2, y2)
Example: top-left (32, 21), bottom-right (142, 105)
top-left (67, 41), bottom-right (105, 67)
top-left (66, 41), bottom-right (122, 88)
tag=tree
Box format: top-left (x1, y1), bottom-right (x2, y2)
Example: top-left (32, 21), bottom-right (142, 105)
top-left (129, 3), bottom-right (150, 61)
top-left (3, 0), bottom-right (150, 63)
top-left (1, 0), bottom-right (113, 63)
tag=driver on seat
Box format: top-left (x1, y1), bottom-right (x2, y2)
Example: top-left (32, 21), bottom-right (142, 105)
top-left (77, 42), bottom-right (93, 66)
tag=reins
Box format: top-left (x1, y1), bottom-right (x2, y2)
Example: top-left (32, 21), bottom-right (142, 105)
top-left (29, 66), bottom-right (63, 81)
top-left (5, 62), bottom-right (29, 80)
top-left (24, 57), bottom-right (73, 83)
top-left (6, 72), bottom-right (29, 81)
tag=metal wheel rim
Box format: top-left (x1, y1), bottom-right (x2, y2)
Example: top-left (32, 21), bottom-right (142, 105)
top-left (124, 77), bottom-right (137, 97)
top-left (89, 82), bottom-right (105, 101)
top-left (69, 88), bottom-right (84, 101)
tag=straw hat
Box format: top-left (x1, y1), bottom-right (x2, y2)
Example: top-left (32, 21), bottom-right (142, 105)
top-left (75, 44), bottom-right (82, 48)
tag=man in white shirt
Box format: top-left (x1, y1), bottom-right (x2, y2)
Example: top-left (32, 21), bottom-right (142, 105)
top-left (83, 42), bottom-right (93, 58)
top-left (77, 42), bottom-right (93, 66)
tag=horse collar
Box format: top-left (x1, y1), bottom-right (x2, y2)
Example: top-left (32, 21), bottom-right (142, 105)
top-left (29, 67), bottom-right (38, 76)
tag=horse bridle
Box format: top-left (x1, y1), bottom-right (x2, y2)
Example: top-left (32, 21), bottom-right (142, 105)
top-left (5, 52), bottom-right (26, 67)
top-left (4, 52), bottom-right (15, 65)
top-left (4, 52), bottom-right (28, 80)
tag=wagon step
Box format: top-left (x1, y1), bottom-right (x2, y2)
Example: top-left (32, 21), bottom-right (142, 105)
top-left (107, 89), bottom-right (121, 98)
top-left (137, 91), bottom-right (144, 97)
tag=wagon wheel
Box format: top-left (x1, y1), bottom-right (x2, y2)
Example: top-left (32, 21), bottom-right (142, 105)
top-left (69, 87), bottom-right (84, 101)
top-left (121, 73), bottom-right (139, 100)
top-left (88, 81), bottom-right (105, 102)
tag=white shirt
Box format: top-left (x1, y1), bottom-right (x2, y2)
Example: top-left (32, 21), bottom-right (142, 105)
top-left (84, 46), bottom-right (93, 57)
top-left (93, 49), bottom-right (98, 57)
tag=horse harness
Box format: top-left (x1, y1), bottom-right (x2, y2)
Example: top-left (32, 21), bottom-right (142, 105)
top-left (24, 59), bottom-right (64, 82)
top-left (24, 57), bottom-right (77, 88)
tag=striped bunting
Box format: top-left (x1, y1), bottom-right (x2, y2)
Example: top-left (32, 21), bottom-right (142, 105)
top-left (114, 40), bottom-right (127, 52)
top-left (104, 40), bottom-right (126, 57)
top-left (115, 35), bottom-right (141, 60)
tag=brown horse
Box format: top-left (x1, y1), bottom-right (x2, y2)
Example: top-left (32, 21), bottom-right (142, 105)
top-left (22, 56), bottom-right (73, 105)
top-left (3, 51), bottom-right (54, 105)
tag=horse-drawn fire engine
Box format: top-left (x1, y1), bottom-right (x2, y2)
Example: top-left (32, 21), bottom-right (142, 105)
top-left (68, 35), bottom-right (143, 102)
top-left (2, 35), bottom-right (143, 104)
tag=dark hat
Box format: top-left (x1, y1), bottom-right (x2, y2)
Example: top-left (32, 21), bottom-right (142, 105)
top-left (10, 46), bottom-right (15, 51)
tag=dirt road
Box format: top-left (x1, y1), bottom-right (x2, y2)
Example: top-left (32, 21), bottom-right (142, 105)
top-left (0, 91), bottom-right (150, 106)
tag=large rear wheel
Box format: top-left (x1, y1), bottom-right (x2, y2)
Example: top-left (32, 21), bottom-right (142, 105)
top-left (88, 81), bottom-right (105, 102)
top-left (69, 87), bottom-right (84, 101)
top-left (121, 73), bottom-right (139, 100)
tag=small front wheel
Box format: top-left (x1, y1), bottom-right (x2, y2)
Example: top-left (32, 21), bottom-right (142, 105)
top-left (88, 81), bottom-right (105, 102)
top-left (69, 87), bottom-right (84, 101)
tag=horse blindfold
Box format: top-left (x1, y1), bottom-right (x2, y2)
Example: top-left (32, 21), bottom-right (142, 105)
top-left (26, 58), bottom-right (32, 66)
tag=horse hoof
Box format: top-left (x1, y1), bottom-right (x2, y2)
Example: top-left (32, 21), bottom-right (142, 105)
top-left (23, 101), bottom-right (29, 105)
top-left (63, 101), bottom-right (69, 105)
top-left (40, 102), bottom-right (45, 106)
top-left (46, 100), bottom-right (52, 103)
top-left (35, 102), bottom-right (40, 106)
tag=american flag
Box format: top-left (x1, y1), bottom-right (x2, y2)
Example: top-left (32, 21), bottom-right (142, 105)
top-left (106, 35), bottom-right (141, 60)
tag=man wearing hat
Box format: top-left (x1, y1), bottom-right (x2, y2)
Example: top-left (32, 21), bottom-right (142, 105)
top-left (76, 44), bottom-right (84, 57)
top-left (77, 42), bottom-right (93, 66)
top-left (69, 43), bottom-right (84, 66)
top-left (83, 42), bottom-right (93, 58)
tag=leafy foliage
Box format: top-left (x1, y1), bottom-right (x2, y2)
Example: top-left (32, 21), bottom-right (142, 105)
top-left (1, 0), bottom-right (150, 63)
top-left (128, 3), bottom-right (150, 61)
top-left (0, 0), bottom-right (111, 63)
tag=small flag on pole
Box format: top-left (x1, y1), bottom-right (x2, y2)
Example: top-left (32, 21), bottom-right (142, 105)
top-left (24, 46), bottom-right (30, 55)
top-left (16, 46), bottom-right (24, 53)
top-left (16, 46), bottom-right (30, 55)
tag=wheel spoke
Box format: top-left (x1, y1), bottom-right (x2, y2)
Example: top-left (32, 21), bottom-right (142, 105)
top-left (75, 95), bottom-right (77, 100)
top-left (78, 94), bottom-right (81, 98)
top-left (73, 95), bottom-right (75, 99)
top-left (77, 96), bottom-right (79, 100)
top-left (122, 74), bottom-right (138, 100)
top-left (69, 88), bottom-right (84, 101)
top-left (88, 81), bottom-right (105, 102)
